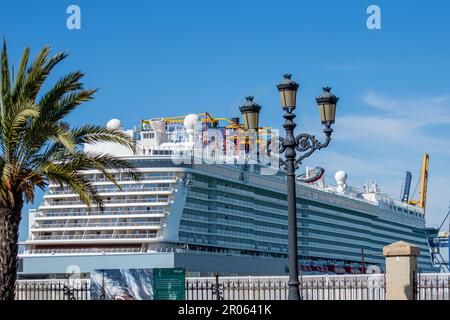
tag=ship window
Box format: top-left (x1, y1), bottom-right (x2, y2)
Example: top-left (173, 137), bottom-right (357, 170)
top-left (142, 132), bottom-right (155, 139)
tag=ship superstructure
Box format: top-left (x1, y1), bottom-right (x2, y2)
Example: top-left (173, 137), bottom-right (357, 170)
top-left (20, 113), bottom-right (435, 275)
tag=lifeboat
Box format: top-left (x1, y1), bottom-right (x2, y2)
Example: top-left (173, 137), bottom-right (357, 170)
top-left (310, 261), bottom-right (320, 272)
top-left (301, 264), bottom-right (309, 272)
top-left (300, 259), bottom-right (313, 272)
top-left (319, 265), bottom-right (328, 273)
top-left (297, 167), bottom-right (325, 184)
top-left (317, 260), bottom-right (328, 273)
top-left (334, 262), bottom-right (346, 274)
top-left (326, 263), bottom-right (336, 273)
top-left (344, 264), bottom-right (353, 274)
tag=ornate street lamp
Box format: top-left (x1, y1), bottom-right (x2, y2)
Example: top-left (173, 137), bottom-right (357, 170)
top-left (239, 96), bottom-right (262, 162)
top-left (239, 96), bottom-right (261, 130)
top-left (276, 74), bottom-right (339, 300)
top-left (316, 87), bottom-right (338, 125)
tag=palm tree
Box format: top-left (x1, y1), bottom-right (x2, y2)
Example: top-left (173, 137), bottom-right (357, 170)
top-left (0, 39), bottom-right (138, 300)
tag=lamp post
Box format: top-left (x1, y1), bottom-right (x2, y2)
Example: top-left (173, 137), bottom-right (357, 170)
top-left (239, 96), bottom-right (261, 163)
top-left (276, 74), bottom-right (339, 300)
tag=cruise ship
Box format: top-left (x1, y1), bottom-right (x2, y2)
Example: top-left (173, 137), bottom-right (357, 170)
top-left (19, 113), bottom-right (436, 276)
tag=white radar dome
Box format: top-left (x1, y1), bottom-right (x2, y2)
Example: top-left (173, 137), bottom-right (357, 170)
top-left (184, 114), bottom-right (199, 135)
top-left (106, 118), bottom-right (122, 130)
top-left (335, 170), bottom-right (347, 190)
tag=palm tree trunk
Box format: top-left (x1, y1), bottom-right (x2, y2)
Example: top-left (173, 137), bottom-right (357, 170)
top-left (0, 206), bottom-right (21, 300)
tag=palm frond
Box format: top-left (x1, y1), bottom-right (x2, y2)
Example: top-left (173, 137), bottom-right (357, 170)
top-left (38, 71), bottom-right (84, 114)
top-left (10, 47), bottom-right (30, 103)
top-left (41, 162), bottom-right (103, 209)
top-left (1, 37), bottom-right (11, 111)
top-left (21, 48), bottom-right (68, 103)
top-left (71, 124), bottom-right (136, 151)
top-left (1, 101), bottom-right (39, 159)
top-left (51, 150), bottom-right (140, 184)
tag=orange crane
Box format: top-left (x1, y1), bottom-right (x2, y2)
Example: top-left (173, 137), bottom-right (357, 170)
top-left (408, 153), bottom-right (429, 211)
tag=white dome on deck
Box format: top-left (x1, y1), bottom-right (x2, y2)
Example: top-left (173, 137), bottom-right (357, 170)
top-left (106, 118), bottom-right (122, 130)
top-left (335, 170), bottom-right (347, 191)
top-left (184, 114), bottom-right (199, 135)
top-left (335, 170), bottom-right (347, 183)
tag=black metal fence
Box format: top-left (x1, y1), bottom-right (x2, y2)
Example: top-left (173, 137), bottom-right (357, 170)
top-left (185, 275), bottom-right (386, 300)
top-left (15, 273), bottom-right (450, 300)
top-left (15, 280), bottom-right (90, 300)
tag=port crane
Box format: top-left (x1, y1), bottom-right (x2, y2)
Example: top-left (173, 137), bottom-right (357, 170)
top-left (400, 153), bottom-right (449, 272)
top-left (401, 153), bottom-right (429, 211)
top-left (428, 208), bottom-right (450, 272)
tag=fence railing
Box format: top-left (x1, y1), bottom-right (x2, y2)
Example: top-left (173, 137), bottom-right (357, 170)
top-left (416, 273), bottom-right (450, 300)
top-left (15, 273), bottom-right (450, 300)
top-left (15, 280), bottom-right (90, 300)
top-left (185, 274), bottom-right (386, 300)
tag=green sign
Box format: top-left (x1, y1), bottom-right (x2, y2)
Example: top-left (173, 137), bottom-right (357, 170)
top-left (152, 268), bottom-right (185, 300)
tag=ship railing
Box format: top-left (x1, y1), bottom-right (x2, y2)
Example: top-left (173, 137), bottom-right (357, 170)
top-left (380, 197), bottom-right (425, 216)
top-left (182, 214), bottom-right (280, 231)
top-left (182, 215), bottom-right (242, 229)
top-left (184, 203), bottom-right (286, 225)
top-left (30, 233), bottom-right (158, 240)
top-left (173, 248), bottom-right (286, 258)
top-left (90, 173), bottom-right (177, 181)
top-left (186, 195), bottom-right (254, 209)
top-left (24, 247), bottom-right (144, 255)
top-left (180, 225), bottom-right (287, 244)
top-left (43, 197), bottom-right (170, 206)
top-left (186, 191), bottom-right (209, 200)
top-left (133, 145), bottom-right (279, 166)
top-left (34, 209), bottom-right (168, 217)
top-left (49, 174), bottom-right (178, 185)
top-left (215, 184), bottom-right (254, 197)
top-left (31, 221), bottom-right (162, 229)
top-left (84, 177), bottom-right (178, 183)
top-left (252, 204), bottom-right (287, 216)
top-left (48, 186), bottom-right (174, 195)
top-left (187, 192), bottom-right (260, 209)
top-left (302, 183), bottom-right (379, 207)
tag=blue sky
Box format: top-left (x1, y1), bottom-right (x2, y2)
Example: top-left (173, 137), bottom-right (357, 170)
top-left (1, 0), bottom-right (450, 241)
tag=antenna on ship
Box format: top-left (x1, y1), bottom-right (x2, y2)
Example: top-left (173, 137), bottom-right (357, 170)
top-left (400, 171), bottom-right (412, 202)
